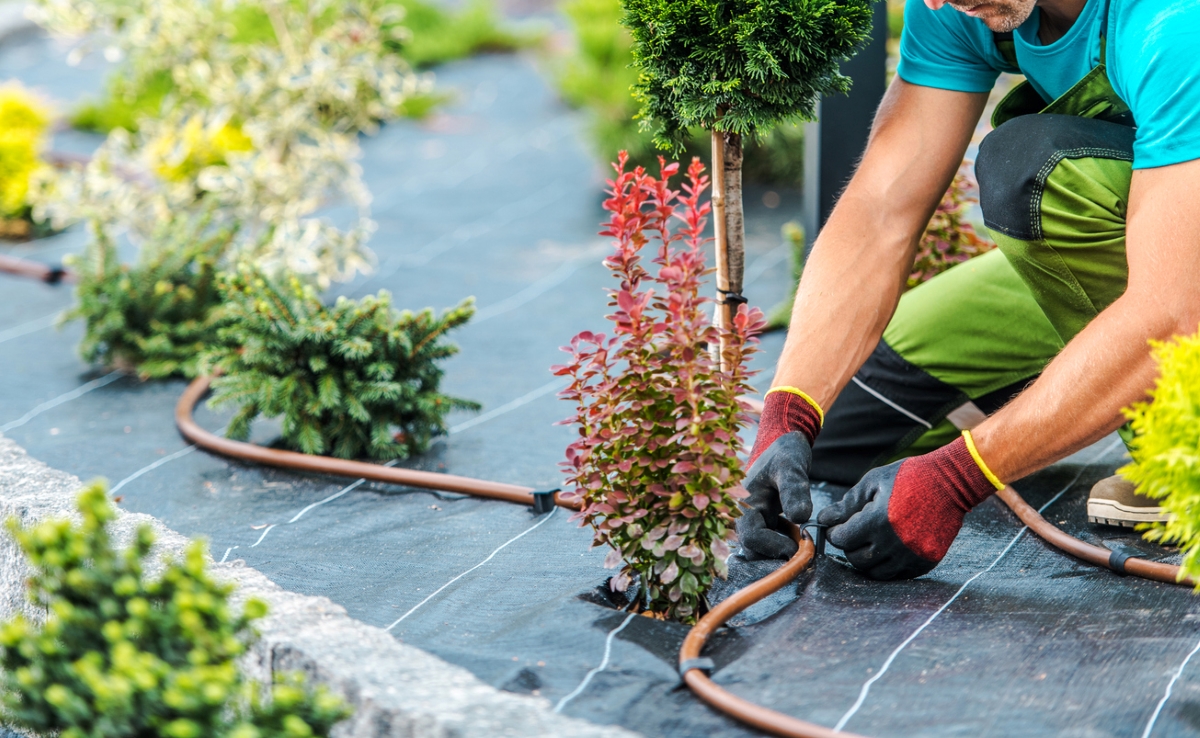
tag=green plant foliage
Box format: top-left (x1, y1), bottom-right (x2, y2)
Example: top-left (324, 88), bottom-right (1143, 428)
top-left (206, 267), bottom-right (479, 460)
top-left (622, 0), bottom-right (874, 148)
top-left (62, 212), bottom-right (235, 379)
top-left (70, 70), bottom-right (176, 135)
top-left (765, 220), bottom-right (805, 331)
top-left (0, 482), bottom-right (349, 737)
top-left (0, 81), bottom-right (51, 231)
top-left (70, 0), bottom-right (536, 135)
top-left (1120, 331), bottom-right (1200, 586)
top-left (555, 0), bottom-right (808, 185)
top-left (908, 169), bottom-right (994, 290)
top-left (389, 0), bottom-right (537, 69)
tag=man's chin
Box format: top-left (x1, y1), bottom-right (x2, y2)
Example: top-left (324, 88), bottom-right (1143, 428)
top-left (954, 2), bottom-right (1030, 32)
top-left (980, 13), bottom-right (1025, 32)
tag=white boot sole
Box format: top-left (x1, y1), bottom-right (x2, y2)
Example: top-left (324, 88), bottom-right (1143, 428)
top-left (1086, 498), bottom-right (1171, 528)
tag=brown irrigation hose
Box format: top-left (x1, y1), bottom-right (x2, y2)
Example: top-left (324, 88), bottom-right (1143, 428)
top-left (175, 375), bottom-right (580, 512)
top-left (679, 526), bottom-right (868, 738)
top-left (177, 374), bottom-right (1195, 736)
top-left (0, 254), bottom-right (73, 284)
top-left (996, 485), bottom-right (1196, 586)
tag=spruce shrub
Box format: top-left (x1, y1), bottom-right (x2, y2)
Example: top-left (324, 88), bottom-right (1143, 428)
top-left (1120, 331), bottom-right (1200, 585)
top-left (206, 267), bottom-right (478, 460)
top-left (0, 482), bottom-right (349, 737)
top-left (63, 213), bottom-right (235, 379)
top-left (556, 155), bottom-right (765, 622)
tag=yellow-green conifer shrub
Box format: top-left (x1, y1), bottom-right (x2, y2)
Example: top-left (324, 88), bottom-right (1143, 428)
top-left (0, 82), bottom-right (50, 224)
top-left (0, 483), bottom-right (350, 737)
top-left (1121, 330), bottom-right (1200, 586)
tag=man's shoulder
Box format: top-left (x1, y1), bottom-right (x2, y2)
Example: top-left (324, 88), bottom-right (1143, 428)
top-left (897, 0), bottom-right (1008, 94)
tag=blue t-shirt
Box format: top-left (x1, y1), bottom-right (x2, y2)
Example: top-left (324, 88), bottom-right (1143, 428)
top-left (897, 0), bottom-right (1200, 169)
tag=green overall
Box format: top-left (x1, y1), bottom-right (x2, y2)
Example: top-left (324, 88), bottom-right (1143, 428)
top-left (809, 3), bottom-right (1137, 486)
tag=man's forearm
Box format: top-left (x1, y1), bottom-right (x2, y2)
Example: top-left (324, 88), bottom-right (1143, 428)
top-left (972, 294), bottom-right (1182, 482)
top-left (771, 192), bottom-right (916, 409)
top-left (768, 81), bottom-right (988, 410)
top-left (974, 160), bottom-right (1200, 483)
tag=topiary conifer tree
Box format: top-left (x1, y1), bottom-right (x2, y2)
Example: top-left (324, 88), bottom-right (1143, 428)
top-left (205, 266), bottom-right (478, 460)
top-left (621, 0), bottom-right (872, 359)
top-left (63, 210), bottom-right (236, 379)
top-left (0, 482), bottom-right (349, 737)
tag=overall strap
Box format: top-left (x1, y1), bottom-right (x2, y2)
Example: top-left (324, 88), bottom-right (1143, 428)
top-left (993, 30), bottom-right (1018, 69)
top-left (1098, 0), bottom-right (1112, 65)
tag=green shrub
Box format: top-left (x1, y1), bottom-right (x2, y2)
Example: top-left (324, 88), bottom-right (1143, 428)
top-left (764, 220), bottom-right (805, 331)
top-left (908, 168), bottom-right (994, 290)
top-left (206, 267), bottom-right (478, 460)
top-left (0, 482), bottom-right (349, 737)
top-left (70, 0), bottom-right (536, 135)
top-left (0, 81), bottom-right (51, 235)
top-left (555, 0), bottom-right (808, 185)
top-left (1120, 331), bottom-right (1200, 585)
top-left (62, 213), bottom-right (235, 379)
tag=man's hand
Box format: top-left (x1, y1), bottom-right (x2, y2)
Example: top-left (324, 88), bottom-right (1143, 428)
top-left (817, 433), bottom-right (1000, 579)
top-left (738, 389), bottom-right (822, 560)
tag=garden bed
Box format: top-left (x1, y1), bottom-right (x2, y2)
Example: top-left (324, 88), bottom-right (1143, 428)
top-left (3, 21), bottom-right (1200, 738)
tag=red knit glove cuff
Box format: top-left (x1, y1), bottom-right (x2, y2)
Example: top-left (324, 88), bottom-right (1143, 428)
top-left (888, 435), bottom-right (1000, 562)
top-left (748, 390), bottom-right (822, 468)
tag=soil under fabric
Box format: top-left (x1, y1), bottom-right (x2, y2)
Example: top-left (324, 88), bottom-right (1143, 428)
top-left (3, 23), bottom-right (1200, 738)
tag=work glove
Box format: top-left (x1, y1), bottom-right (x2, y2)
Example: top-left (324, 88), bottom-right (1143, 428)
top-left (817, 431), bottom-right (1004, 579)
top-left (738, 388), bottom-right (824, 560)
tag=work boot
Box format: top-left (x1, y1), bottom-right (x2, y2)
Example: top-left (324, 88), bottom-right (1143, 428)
top-left (1086, 475), bottom-right (1170, 528)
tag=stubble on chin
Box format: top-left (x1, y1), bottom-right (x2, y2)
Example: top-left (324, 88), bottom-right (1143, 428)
top-left (948, 1), bottom-right (1032, 32)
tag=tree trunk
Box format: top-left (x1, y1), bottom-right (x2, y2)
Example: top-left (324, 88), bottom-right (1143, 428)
top-left (711, 129), bottom-right (745, 371)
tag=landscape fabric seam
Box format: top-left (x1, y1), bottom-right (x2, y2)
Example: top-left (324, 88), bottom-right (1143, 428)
top-left (1142, 631), bottom-right (1200, 738)
top-left (832, 436), bottom-right (1124, 732)
top-left (384, 506), bottom-right (559, 632)
top-left (554, 611), bottom-right (638, 714)
top-left (0, 370), bottom-right (122, 433)
top-left (0, 310), bottom-right (58, 345)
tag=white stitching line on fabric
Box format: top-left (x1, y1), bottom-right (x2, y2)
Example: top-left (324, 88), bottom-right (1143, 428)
top-left (849, 376), bottom-right (933, 430)
top-left (0, 311), bottom-right (59, 345)
top-left (0, 370), bottom-right (124, 433)
top-left (833, 436), bottom-right (1124, 733)
top-left (554, 611), bottom-right (638, 713)
top-left (109, 445), bottom-right (198, 495)
top-left (1141, 635), bottom-right (1200, 738)
top-left (1029, 146), bottom-right (1133, 241)
top-left (384, 507), bottom-right (558, 631)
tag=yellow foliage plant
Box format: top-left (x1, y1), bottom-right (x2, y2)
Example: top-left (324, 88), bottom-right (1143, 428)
top-left (1121, 329), bottom-right (1200, 587)
top-left (0, 82), bottom-right (51, 223)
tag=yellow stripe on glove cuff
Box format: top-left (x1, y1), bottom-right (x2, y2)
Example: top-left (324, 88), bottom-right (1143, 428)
top-left (765, 386), bottom-right (825, 427)
top-left (962, 429), bottom-right (1005, 491)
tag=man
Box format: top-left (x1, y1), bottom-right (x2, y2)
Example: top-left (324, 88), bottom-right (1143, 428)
top-left (740, 0), bottom-right (1200, 579)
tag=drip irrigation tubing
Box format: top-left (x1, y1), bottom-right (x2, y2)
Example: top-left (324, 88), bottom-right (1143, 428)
top-left (0, 254), bottom-right (72, 284)
top-left (175, 375), bottom-right (580, 513)
top-left (97, 373), bottom-right (1200, 736)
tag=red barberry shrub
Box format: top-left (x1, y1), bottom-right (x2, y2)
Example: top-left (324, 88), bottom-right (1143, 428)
top-left (908, 165), bottom-right (995, 290)
top-left (554, 153), bottom-right (765, 623)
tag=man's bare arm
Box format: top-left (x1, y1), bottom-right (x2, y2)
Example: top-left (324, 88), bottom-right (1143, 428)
top-left (771, 79), bottom-right (988, 408)
top-left (974, 158), bottom-right (1200, 481)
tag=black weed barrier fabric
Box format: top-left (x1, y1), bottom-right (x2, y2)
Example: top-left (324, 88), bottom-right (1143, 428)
top-left (4, 28), bottom-right (1200, 738)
